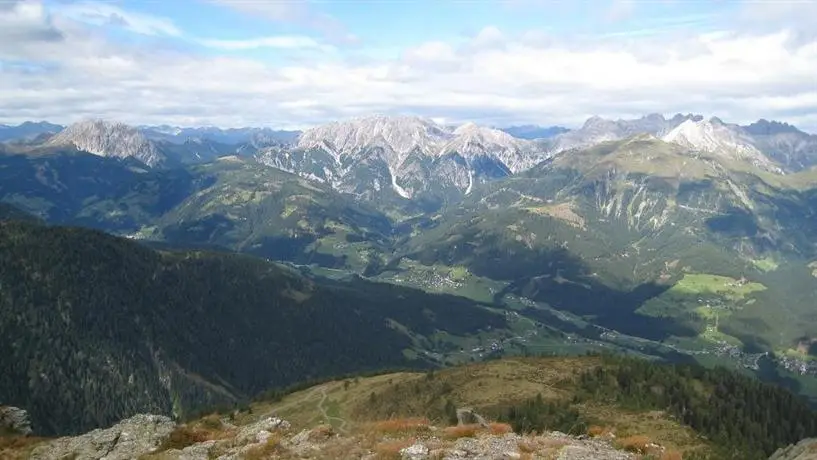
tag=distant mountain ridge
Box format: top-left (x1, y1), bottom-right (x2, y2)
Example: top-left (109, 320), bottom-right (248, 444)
top-left (256, 115), bottom-right (552, 203)
top-left (0, 121), bottom-right (64, 142)
top-left (48, 120), bottom-right (165, 166)
top-left (5, 114), bottom-right (817, 195)
top-left (498, 124), bottom-right (570, 139)
top-left (139, 125), bottom-right (300, 146)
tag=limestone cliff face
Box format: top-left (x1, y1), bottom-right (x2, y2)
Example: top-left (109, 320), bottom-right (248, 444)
top-left (769, 439), bottom-right (817, 460)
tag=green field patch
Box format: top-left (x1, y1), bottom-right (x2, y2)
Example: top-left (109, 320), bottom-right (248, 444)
top-left (671, 273), bottom-right (766, 300)
top-left (448, 265), bottom-right (469, 281)
top-left (638, 273), bottom-right (766, 347)
top-left (750, 257), bottom-right (779, 272)
top-left (281, 203), bottom-right (298, 218)
top-left (376, 259), bottom-right (507, 304)
top-left (521, 203), bottom-right (586, 229)
top-left (637, 273), bottom-right (766, 335)
top-left (781, 348), bottom-right (817, 361)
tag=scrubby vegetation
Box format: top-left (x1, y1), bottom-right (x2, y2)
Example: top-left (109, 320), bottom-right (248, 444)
top-left (573, 355), bottom-right (817, 459)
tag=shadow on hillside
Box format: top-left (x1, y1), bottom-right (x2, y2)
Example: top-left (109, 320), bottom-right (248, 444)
top-left (478, 247), bottom-right (697, 342)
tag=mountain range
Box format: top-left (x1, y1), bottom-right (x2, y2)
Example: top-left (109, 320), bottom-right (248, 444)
top-left (5, 113), bottom-right (814, 211)
top-left (2, 111), bottom-right (817, 441)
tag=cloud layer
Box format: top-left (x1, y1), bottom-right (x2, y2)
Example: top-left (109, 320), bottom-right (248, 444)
top-left (0, 0), bottom-right (815, 131)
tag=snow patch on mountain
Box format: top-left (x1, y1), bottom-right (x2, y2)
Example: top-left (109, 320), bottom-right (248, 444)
top-left (442, 122), bottom-right (541, 173)
top-left (551, 113), bottom-right (700, 153)
top-left (661, 118), bottom-right (777, 170)
top-left (288, 116), bottom-right (549, 198)
top-left (48, 120), bottom-right (163, 166)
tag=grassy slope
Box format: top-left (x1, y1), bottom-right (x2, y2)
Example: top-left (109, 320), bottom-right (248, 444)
top-left (243, 357), bottom-right (711, 456)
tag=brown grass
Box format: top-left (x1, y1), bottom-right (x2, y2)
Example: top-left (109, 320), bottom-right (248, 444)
top-left (488, 423), bottom-right (513, 435)
top-left (587, 425), bottom-right (614, 437)
top-left (442, 424), bottom-right (480, 439)
top-left (157, 421), bottom-right (234, 451)
top-left (517, 440), bottom-right (537, 453)
top-left (373, 439), bottom-right (414, 460)
top-left (615, 435), bottom-right (651, 454)
top-left (661, 449), bottom-right (684, 460)
top-left (199, 414), bottom-right (223, 430)
top-left (0, 435), bottom-right (50, 460)
top-left (308, 424), bottom-right (335, 441)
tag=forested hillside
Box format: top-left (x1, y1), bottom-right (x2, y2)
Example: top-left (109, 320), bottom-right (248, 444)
top-left (0, 216), bottom-right (504, 436)
top-left (571, 355), bottom-right (817, 459)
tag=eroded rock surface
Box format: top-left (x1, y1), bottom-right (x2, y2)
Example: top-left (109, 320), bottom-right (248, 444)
top-left (0, 406), bottom-right (32, 435)
top-left (30, 414), bottom-right (175, 460)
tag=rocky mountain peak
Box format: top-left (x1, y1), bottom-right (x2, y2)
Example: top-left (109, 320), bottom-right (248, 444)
top-left (661, 117), bottom-right (777, 169)
top-left (48, 119), bottom-right (163, 166)
top-left (278, 115), bottom-right (549, 199)
top-left (669, 113), bottom-right (703, 125)
top-left (581, 115), bottom-right (613, 130)
top-left (451, 122), bottom-right (519, 146)
top-left (297, 115), bottom-right (452, 158)
top-left (552, 114), bottom-right (686, 153)
top-left (744, 119), bottom-right (804, 136)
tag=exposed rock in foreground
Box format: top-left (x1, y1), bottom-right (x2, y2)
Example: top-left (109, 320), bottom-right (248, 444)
top-left (29, 414), bottom-right (174, 460)
top-left (0, 406), bottom-right (32, 435)
top-left (18, 413), bottom-right (648, 460)
top-left (769, 438), bottom-right (817, 460)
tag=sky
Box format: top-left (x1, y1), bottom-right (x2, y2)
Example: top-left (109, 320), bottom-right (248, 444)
top-left (0, 0), bottom-right (815, 131)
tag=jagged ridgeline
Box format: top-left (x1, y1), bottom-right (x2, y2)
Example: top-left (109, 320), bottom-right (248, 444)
top-left (0, 213), bottom-right (505, 436)
top-left (402, 135), bottom-right (817, 350)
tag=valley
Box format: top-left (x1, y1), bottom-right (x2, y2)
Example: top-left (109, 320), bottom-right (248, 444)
top-left (2, 113), bottom-right (817, 450)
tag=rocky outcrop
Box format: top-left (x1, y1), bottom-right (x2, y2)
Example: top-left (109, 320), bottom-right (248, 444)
top-left (19, 413), bottom-right (644, 460)
top-left (29, 414), bottom-right (175, 460)
top-left (398, 431), bottom-right (635, 460)
top-left (455, 408), bottom-right (489, 427)
top-left (0, 406), bottom-right (32, 435)
top-left (769, 438), bottom-right (817, 460)
top-left (158, 416), bottom-right (292, 460)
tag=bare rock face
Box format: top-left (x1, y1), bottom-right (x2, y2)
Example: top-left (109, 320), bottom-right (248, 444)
top-left (387, 431), bottom-right (639, 460)
top-left (0, 406), bottom-right (32, 435)
top-left (19, 411), bottom-right (645, 460)
top-left (769, 439), bottom-right (817, 460)
top-left (47, 119), bottom-right (164, 166)
top-left (29, 414), bottom-right (175, 460)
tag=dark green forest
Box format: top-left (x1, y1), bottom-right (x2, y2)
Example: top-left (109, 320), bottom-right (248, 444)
top-left (570, 355), bottom-right (817, 459)
top-left (0, 216), bottom-right (504, 435)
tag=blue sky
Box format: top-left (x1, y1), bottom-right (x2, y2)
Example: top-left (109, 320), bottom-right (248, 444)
top-left (0, 0), bottom-right (815, 131)
top-left (79, 0), bottom-right (736, 58)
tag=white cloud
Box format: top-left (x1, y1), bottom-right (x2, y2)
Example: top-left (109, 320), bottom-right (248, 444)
top-left (0, 2), bottom-right (816, 132)
top-left (0, 0), bottom-right (63, 43)
top-left (56, 1), bottom-right (181, 37)
top-left (199, 36), bottom-right (332, 51)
